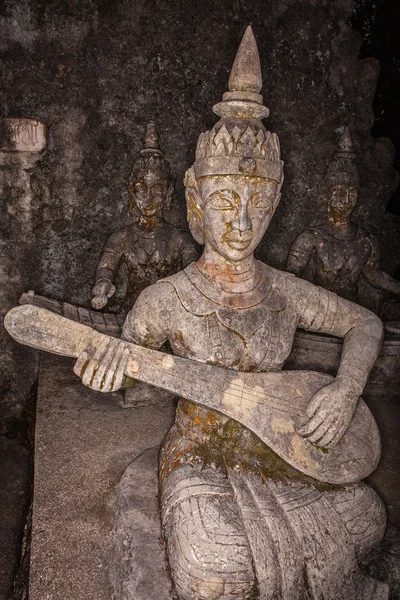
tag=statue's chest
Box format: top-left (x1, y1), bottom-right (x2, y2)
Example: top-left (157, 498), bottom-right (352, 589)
top-left (124, 237), bottom-right (178, 273)
top-left (168, 303), bottom-right (298, 372)
top-left (314, 235), bottom-right (370, 278)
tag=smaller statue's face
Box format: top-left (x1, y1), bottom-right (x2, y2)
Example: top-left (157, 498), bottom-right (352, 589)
top-left (130, 171), bottom-right (168, 217)
top-left (328, 185), bottom-right (359, 221)
top-left (197, 175), bottom-right (278, 262)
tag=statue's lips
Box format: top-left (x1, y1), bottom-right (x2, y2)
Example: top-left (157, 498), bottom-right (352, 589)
top-left (140, 204), bottom-right (162, 215)
top-left (226, 237), bottom-right (253, 250)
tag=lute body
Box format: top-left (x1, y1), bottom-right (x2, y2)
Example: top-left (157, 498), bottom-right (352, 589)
top-left (4, 304), bottom-right (381, 485)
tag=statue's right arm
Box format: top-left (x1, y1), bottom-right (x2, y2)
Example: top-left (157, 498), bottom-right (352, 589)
top-left (92, 231), bottom-right (124, 309)
top-left (285, 230), bottom-right (316, 277)
top-left (75, 282), bottom-right (174, 392)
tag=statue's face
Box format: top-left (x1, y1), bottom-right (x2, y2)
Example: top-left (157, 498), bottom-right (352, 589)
top-left (328, 185), bottom-right (359, 221)
top-left (197, 175), bottom-right (279, 262)
top-left (130, 170), bottom-right (169, 217)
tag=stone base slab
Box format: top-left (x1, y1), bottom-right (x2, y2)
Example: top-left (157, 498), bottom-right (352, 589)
top-left (29, 353), bottom-right (176, 600)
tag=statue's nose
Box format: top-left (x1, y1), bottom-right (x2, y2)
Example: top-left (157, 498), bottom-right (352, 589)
top-left (232, 202), bottom-right (252, 232)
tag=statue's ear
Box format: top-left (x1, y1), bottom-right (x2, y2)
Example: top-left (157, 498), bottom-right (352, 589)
top-left (186, 187), bottom-right (205, 245)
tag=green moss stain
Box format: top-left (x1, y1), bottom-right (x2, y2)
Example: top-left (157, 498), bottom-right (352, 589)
top-left (172, 399), bottom-right (339, 492)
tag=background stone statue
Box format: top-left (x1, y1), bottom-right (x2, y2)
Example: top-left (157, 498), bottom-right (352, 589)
top-left (285, 128), bottom-right (400, 305)
top-left (91, 122), bottom-right (199, 312)
top-left (9, 27), bottom-right (386, 599)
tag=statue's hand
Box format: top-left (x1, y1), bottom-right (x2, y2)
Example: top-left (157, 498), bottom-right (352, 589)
top-left (297, 376), bottom-right (361, 449)
top-left (73, 337), bottom-right (132, 392)
top-left (91, 280), bottom-right (116, 309)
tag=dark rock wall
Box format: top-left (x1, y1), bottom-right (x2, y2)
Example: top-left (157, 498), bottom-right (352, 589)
top-left (0, 0), bottom-right (399, 421)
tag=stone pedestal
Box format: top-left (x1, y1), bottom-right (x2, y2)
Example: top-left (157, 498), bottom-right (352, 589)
top-left (29, 353), bottom-right (175, 600)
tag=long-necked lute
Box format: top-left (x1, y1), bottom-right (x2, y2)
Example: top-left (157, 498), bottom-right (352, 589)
top-left (4, 304), bottom-right (380, 485)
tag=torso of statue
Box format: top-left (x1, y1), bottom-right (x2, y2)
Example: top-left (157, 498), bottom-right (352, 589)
top-left (149, 261), bottom-right (296, 371)
top-left (287, 223), bottom-right (376, 301)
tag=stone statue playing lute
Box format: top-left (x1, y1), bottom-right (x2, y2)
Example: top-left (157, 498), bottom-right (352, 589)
top-left (4, 303), bottom-right (380, 486)
top-left (5, 26), bottom-right (390, 600)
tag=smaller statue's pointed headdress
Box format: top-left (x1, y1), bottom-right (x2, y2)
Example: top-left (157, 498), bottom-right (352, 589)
top-left (130, 121), bottom-right (171, 183)
top-left (187, 26), bottom-right (283, 184)
top-left (325, 127), bottom-right (360, 188)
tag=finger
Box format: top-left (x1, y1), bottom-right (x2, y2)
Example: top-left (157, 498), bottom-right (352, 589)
top-left (73, 351), bottom-right (89, 378)
top-left (298, 402), bottom-right (335, 438)
top-left (306, 391), bottom-right (327, 419)
top-left (106, 284), bottom-right (116, 299)
top-left (92, 337), bottom-right (112, 362)
top-left (111, 347), bottom-right (130, 391)
top-left (313, 416), bottom-right (345, 448)
top-left (82, 359), bottom-right (98, 387)
top-left (81, 338), bottom-right (110, 387)
top-left (91, 338), bottom-right (120, 390)
top-left (324, 417), bottom-right (349, 449)
top-left (102, 342), bottom-right (127, 392)
top-left (306, 411), bottom-right (338, 445)
top-left (298, 407), bottom-right (329, 437)
top-left (92, 295), bottom-right (107, 310)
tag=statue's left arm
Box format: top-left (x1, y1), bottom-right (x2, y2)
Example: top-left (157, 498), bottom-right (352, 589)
top-left (362, 232), bottom-right (400, 296)
top-left (290, 277), bottom-right (384, 448)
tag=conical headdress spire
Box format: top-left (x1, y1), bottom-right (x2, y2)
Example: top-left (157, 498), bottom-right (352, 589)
top-left (337, 126), bottom-right (356, 157)
top-left (140, 121), bottom-right (163, 157)
top-left (189, 26), bottom-right (282, 184)
top-left (228, 25), bottom-right (262, 94)
top-left (213, 25), bottom-right (269, 121)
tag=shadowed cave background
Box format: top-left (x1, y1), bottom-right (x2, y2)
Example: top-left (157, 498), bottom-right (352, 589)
top-left (0, 0), bottom-right (399, 598)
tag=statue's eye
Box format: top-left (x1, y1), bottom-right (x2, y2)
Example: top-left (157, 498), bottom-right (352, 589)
top-left (207, 191), bottom-right (236, 210)
top-left (251, 194), bottom-right (272, 210)
top-left (134, 182), bottom-right (147, 193)
top-left (151, 184), bottom-right (164, 196)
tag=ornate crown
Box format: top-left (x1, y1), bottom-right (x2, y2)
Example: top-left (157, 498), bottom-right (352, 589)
top-left (325, 127), bottom-right (360, 188)
top-left (190, 26), bottom-right (283, 183)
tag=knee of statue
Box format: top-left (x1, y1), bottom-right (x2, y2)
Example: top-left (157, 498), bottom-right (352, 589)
top-left (172, 571), bottom-right (255, 600)
top-left (163, 488), bottom-right (256, 600)
top-left (173, 576), bottom-right (225, 600)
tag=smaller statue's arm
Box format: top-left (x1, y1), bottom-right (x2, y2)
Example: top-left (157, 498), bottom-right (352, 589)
top-left (285, 230), bottom-right (316, 277)
top-left (177, 231), bottom-right (202, 269)
top-left (92, 233), bottom-right (124, 309)
top-left (294, 279), bottom-right (383, 447)
top-left (362, 234), bottom-right (400, 296)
